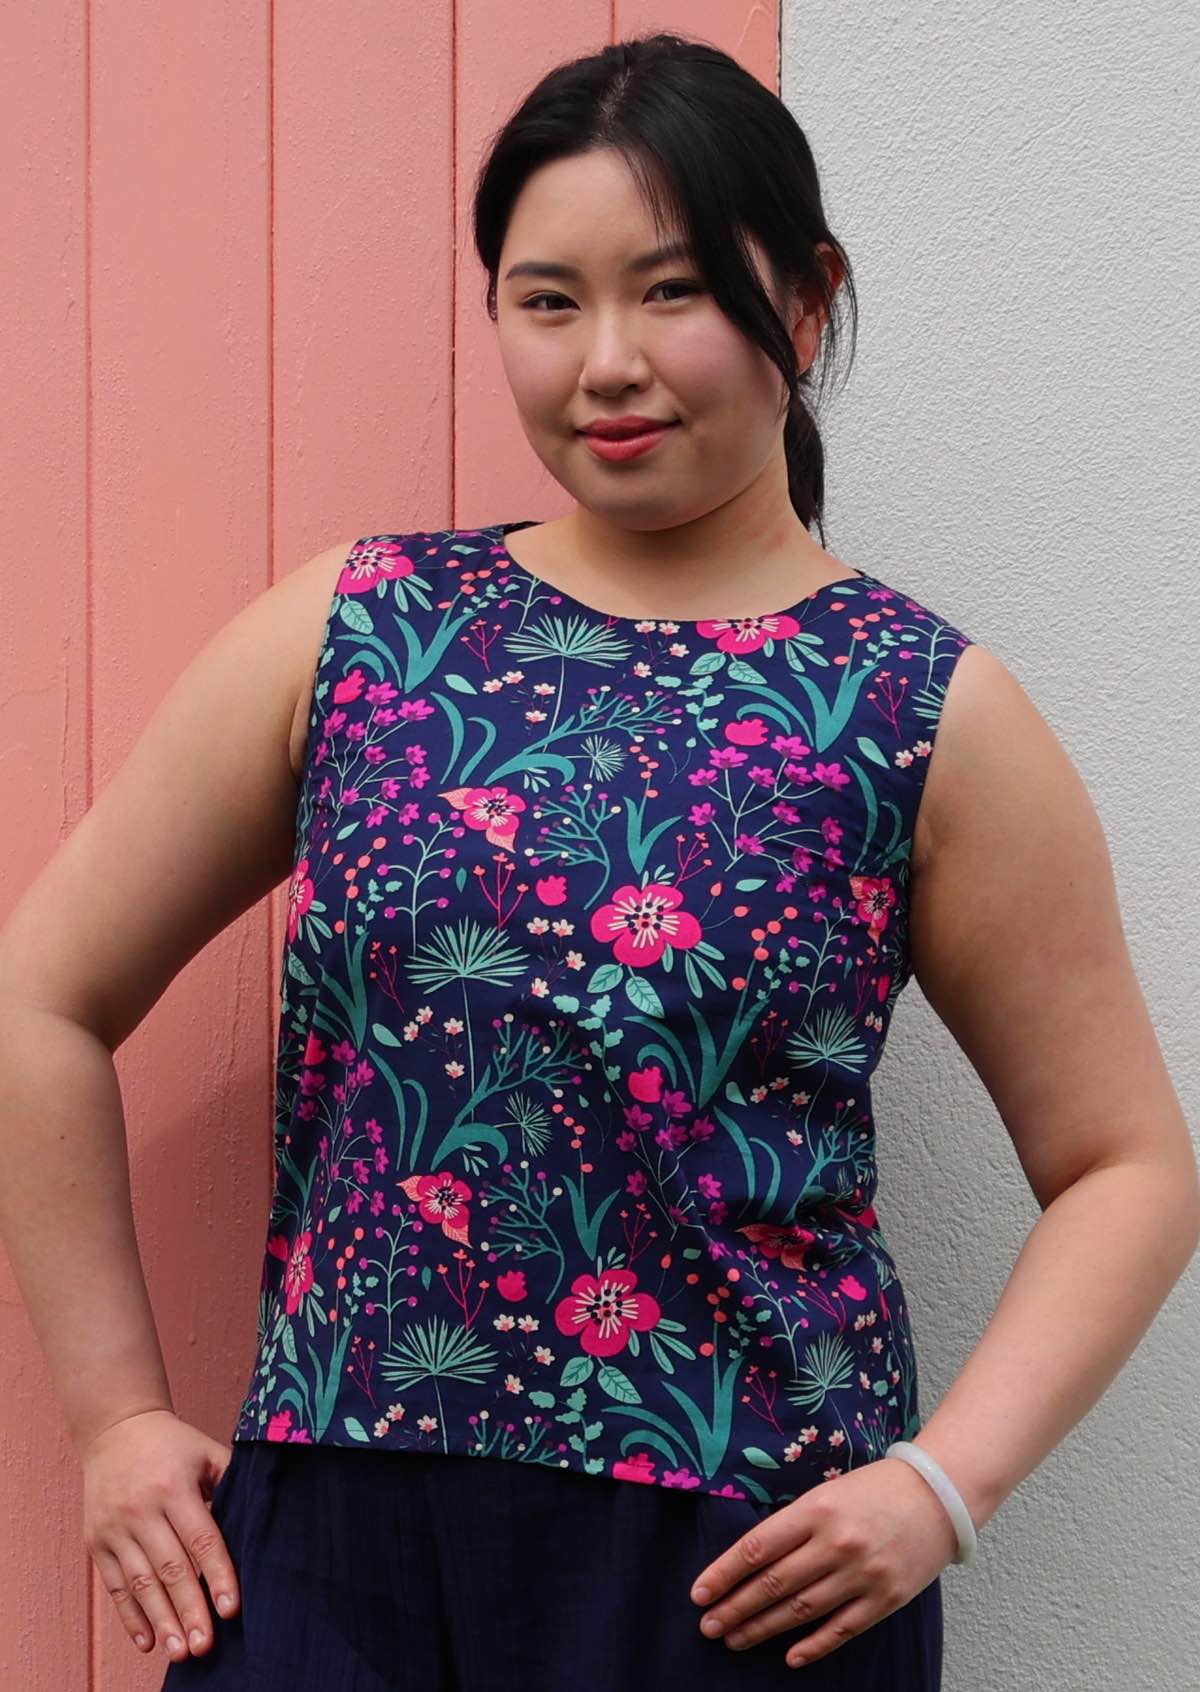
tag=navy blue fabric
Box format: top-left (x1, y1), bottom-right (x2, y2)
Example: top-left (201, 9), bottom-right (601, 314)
top-left (162, 1437), bottom-right (942, 1689)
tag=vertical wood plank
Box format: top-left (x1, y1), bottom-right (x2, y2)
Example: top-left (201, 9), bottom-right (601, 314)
top-left (87, 2), bottom-right (271, 1684)
top-left (0, 0), bottom-right (90, 1685)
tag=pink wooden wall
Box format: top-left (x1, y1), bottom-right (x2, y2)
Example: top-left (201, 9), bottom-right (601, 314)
top-left (0, 4), bottom-right (778, 1684)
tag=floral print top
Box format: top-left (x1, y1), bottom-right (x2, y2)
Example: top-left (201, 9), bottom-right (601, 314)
top-left (231, 520), bottom-right (975, 1511)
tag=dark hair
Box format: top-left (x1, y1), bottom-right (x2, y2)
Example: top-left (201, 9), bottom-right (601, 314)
top-left (471, 31), bottom-right (857, 545)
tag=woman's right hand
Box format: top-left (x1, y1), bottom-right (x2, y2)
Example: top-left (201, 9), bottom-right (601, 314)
top-left (80, 1407), bottom-right (242, 1666)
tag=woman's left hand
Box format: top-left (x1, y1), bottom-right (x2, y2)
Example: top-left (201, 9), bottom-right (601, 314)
top-left (689, 1456), bottom-right (960, 1669)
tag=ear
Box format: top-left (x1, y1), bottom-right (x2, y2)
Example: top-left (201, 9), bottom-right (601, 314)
top-left (789, 243), bottom-right (844, 370)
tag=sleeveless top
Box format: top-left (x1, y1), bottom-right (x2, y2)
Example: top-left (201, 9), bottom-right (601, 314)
top-left (231, 520), bottom-right (975, 1511)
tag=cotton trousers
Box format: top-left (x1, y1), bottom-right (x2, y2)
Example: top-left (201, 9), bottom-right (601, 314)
top-left (161, 1438), bottom-right (942, 1691)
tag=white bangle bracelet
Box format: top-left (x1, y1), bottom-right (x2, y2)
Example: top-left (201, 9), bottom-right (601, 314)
top-left (884, 1440), bottom-right (979, 1566)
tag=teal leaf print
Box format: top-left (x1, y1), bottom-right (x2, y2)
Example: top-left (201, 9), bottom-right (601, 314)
top-left (377, 1317), bottom-right (499, 1389)
top-left (689, 650), bottom-right (726, 676)
top-left (342, 1417), bottom-right (371, 1443)
top-left (786, 1004), bottom-right (872, 1073)
top-left (371, 1021), bottom-right (406, 1047)
top-left (586, 963), bottom-right (623, 995)
top-left (727, 658), bottom-right (767, 684)
top-left (442, 673), bottom-right (477, 694)
top-left (338, 596), bottom-right (374, 635)
top-left (743, 1446), bottom-right (783, 1469)
top-left (409, 918), bottom-right (528, 992)
top-left (503, 614), bottom-right (633, 667)
top-left (787, 1331), bottom-right (857, 1413)
top-left (561, 1355), bottom-right (595, 1387)
top-left (581, 734), bottom-right (625, 779)
top-left (625, 974), bottom-right (664, 1018)
top-left (597, 1362), bottom-right (642, 1404)
top-left (855, 734), bottom-right (891, 769)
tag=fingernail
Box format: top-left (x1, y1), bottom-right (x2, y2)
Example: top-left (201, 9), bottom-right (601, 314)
top-left (134, 1634), bottom-right (148, 1649)
top-left (166, 1635), bottom-right (183, 1654)
top-left (189, 1629), bottom-right (206, 1649)
top-left (216, 1593), bottom-right (233, 1616)
top-left (692, 1584), bottom-right (712, 1603)
top-left (701, 1615), bottom-right (724, 1636)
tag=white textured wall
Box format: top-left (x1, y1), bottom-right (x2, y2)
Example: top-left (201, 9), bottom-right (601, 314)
top-left (781, 6), bottom-right (1200, 1688)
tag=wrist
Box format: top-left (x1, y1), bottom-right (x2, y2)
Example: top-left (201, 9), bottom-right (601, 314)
top-left (72, 1400), bottom-right (176, 1464)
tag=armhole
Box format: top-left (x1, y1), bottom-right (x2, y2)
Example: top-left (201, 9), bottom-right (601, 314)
top-left (288, 538), bottom-right (367, 784)
top-left (910, 630), bottom-right (978, 878)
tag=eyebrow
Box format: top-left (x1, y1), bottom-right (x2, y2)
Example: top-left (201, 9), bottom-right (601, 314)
top-left (502, 240), bottom-right (695, 284)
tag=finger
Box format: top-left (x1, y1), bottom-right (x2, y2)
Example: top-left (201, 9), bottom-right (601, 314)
top-left (783, 1594), bottom-right (881, 1669)
top-left (718, 1566), bottom-right (852, 1651)
top-left (170, 1483), bottom-right (242, 1624)
top-left (135, 1512), bottom-right (224, 1661)
top-left (690, 1510), bottom-right (799, 1607)
top-left (700, 1539), bottom-right (838, 1639)
top-left (90, 1542), bottom-right (156, 1654)
top-left (106, 1532), bottom-right (194, 1665)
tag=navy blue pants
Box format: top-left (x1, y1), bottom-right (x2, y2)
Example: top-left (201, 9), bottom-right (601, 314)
top-left (162, 1439), bottom-right (942, 1689)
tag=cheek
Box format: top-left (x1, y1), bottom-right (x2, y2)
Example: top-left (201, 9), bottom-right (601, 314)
top-left (663, 321), bottom-right (778, 420)
top-left (498, 324), bottom-right (572, 416)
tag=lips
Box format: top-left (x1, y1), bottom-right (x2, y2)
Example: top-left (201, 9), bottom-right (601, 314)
top-left (581, 420), bottom-right (679, 440)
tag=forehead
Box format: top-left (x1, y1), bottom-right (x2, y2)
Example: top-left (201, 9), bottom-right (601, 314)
top-left (500, 150), bottom-right (685, 273)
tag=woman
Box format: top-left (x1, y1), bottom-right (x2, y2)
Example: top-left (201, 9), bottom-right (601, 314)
top-left (1, 31), bottom-right (1196, 1692)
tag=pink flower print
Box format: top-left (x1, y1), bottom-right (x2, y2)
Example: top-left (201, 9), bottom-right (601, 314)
top-left (689, 801), bottom-right (715, 826)
top-left (661, 1468), bottom-right (705, 1492)
top-left (397, 1171), bottom-right (473, 1246)
top-left (708, 746), bottom-right (748, 769)
top-left (266, 1230), bottom-right (315, 1315)
top-left (440, 784), bottom-right (526, 848)
top-left (554, 1268), bottom-right (662, 1357)
top-left (724, 716), bottom-right (769, 746)
top-left (613, 1453), bottom-right (658, 1485)
top-left (287, 860), bottom-right (315, 943)
top-left (696, 612), bottom-right (801, 653)
top-left (849, 873), bottom-right (896, 940)
top-left (536, 874), bottom-right (568, 906)
top-left (590, 882), bottom-right (702, 968)
top-left (338, 537), bottom-right (416, 593)
top-left (738, 1220), bottom-right (821, 1271)
top-left (814, 760), bottom-right (851, 790)
top-left (496, 1269), bottom-right (528, 1301)
top-left (302, 1031), bottom-right (328, 1067)
top-left (397, 698), bottom-right (436, 721)
top-left (333, 669), bottom-right (367, 706)
top-left (627, 1064), bottom-right (663, 1103)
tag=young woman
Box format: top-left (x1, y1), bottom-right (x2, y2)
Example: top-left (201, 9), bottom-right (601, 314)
top-left (2, 31), bottom-right (1196, 1692)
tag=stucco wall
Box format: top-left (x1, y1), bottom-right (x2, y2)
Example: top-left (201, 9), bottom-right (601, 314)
top-left (780, 5), bottom-right (1200, 1687)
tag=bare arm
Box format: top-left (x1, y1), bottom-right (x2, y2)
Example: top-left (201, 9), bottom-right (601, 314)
top-left (904, 643), bottom-right (1200, 1530)
top-left (0, 538), bottom-right (354, 1458)
top-left (0, 1008), bottom-right (174, 1457)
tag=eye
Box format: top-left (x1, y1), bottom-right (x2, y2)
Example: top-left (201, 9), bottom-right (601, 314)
top-left (520, 280), bottom-right (704, 313)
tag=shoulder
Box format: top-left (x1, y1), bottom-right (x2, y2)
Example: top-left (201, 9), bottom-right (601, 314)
top-left (911, 635), bottom-right (1085, 877)
top-left (911, 640), bottom-right (1008, 871)
top-left (281, 537), bottom-right (363, 781)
